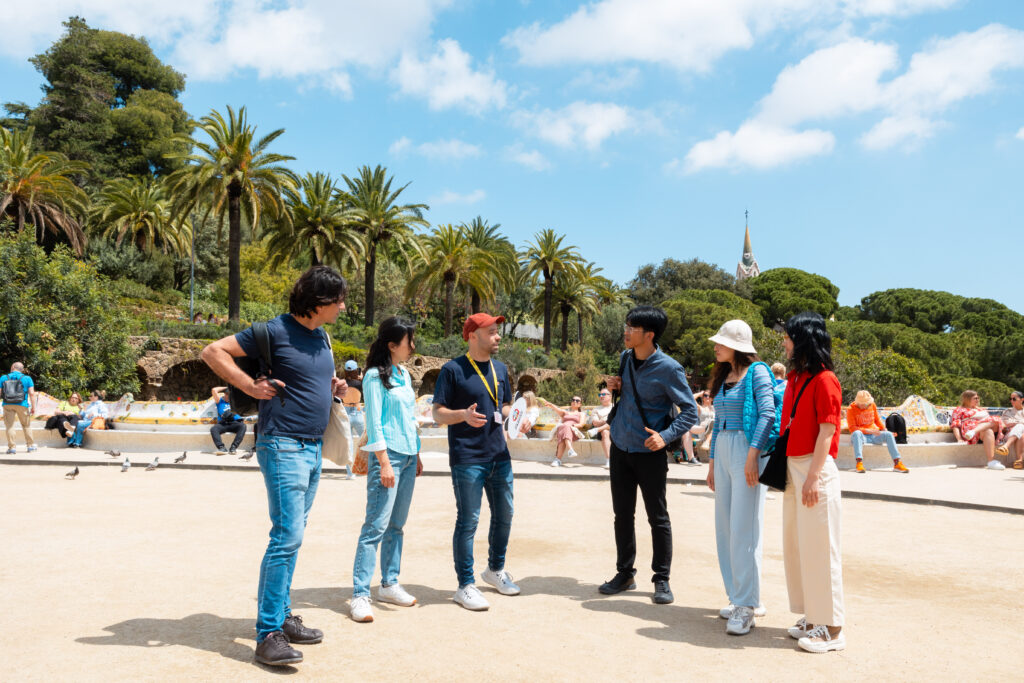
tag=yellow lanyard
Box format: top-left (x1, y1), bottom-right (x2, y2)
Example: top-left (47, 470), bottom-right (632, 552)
top-left (466, 354), bottom-right (499, 408)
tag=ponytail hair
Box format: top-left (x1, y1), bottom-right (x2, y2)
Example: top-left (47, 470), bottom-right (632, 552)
top-left (365, 317), bottom-right (416, 390)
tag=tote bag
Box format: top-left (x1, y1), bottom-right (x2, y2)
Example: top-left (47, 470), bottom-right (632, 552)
top-left (321, 331), bottom-right (353, 467)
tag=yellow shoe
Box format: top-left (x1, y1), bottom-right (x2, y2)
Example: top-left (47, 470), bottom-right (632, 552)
top-left (893, 459), bottom-right (909, 473)
top-left (996, 444), bottom-right (1009, 456)
top-left (855, 460), bottom-right (866, 473)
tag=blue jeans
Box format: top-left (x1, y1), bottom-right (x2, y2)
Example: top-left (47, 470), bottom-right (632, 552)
top-left (851, 430), bottom-right (900, 461)
top-left (346, 407), bottom-right (365, 439)
top-left (67, 420), bottom-right (90, 447)
top-left (713, 430), bottom-right (766, 608)
top-left (451, 459), bottom-right (514, 587)
top-left (352, 449), bottom-right (418, 597)
top-left (255, 435), bottom-right (322, 642)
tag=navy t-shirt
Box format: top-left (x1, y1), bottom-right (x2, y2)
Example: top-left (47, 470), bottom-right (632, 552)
top-left (235, 314), bottom-right (335, 440)
top-left (432, 355), bottom-right (512, 466)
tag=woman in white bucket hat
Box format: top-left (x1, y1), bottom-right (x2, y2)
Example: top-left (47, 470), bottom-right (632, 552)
top-left (706, 319), bottom-right (776, 636)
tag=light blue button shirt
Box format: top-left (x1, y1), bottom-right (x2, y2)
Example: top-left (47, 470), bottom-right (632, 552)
top-left (361, 365), bottom-right (421, 457)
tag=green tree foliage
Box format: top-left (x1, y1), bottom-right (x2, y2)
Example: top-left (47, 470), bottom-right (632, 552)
top-left (927, 375), bottom-right (1015, 407)
top-left (981, 333), bottom-right (1024, 390)
top-left (538, 345), bottom-right (604, 405)
top-left (460, 217), bottom-right (517, 314)
top-left (11, 17), bottom-right (189, 181)
top-left (0, 231), bottom-right (139, 395)
top-left (92, 176), bottom-right (190, 255)
top-left (750, 267), bottom-right (839, 326)
top-left (629, 258), bottom-right (740, 306)
top-left (213, 244), bottom-right (302, 312)
top-left (831, 339), bottom-right (935, 406)
top-left (827, 319), bottom-right (982, 378)
top-left (265, 171), bottom-right (361, 270)
top-left (855, 288), bottom-right (1024, 337)
top-left (521, 229), bottom-right (581, 352)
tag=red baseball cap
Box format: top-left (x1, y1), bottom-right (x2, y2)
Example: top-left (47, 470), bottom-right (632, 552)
top-left (462, 312), bottom-right (505, 340)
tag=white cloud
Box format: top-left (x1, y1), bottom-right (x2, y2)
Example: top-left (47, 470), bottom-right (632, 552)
top-left (684, 122), bottom-right (835, 172)
top-left (389, 137), bottom-right (413, 155)
top-left (431, 189), bottom-right (486, 205)
top-left (1016, 127), bottom-right (1024, 141)
top-left (393, 39), bottom-right (507, 113)
top-left (841, 0), bottom-right (957, 17)
top-left (388, 137), bottom-right (481, 160)
top-left (859, 114), bottom-right (939, 149)
top-left (512, 101), bottom-right (638, 150)
top-left (506, 144), bottom-right (551, 171)
top-left (567, 67), bottom-right (641, 93)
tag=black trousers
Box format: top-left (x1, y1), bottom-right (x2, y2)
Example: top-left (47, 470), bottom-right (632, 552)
top-left (210, 422), bottom-right (247, 450)
top-left (610, 442), bottom-right (672, 582)
top-left (46, 414), bottom-right (80, 438)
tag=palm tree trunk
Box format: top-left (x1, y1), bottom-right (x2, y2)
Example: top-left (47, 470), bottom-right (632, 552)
top-left (364, 243), bottom-right (377, 326)
top-left (444, 273), bottom-right (455, 336)
top-left (543, 268), bottom-right (552, 352)
top-left (16, 202), bottom-right (25, 234)
top-left (227, 185), bottom-right (242, 322)
top-left (471, 289), bottom-right (481, 314)
top-left (577, 311), bottom-right (583, 347)
top-left (560, 303), bottom-right (570, 352)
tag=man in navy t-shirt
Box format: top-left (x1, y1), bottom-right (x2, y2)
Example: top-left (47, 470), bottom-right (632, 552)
top-left (201, 266), bottom-right (349, 668)
top-left (432, 312), bottom-right (520, 611)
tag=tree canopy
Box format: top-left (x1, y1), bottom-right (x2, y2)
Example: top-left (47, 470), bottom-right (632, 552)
top-left (629, 258), bottom-right (740, 306)
top-left (750, 267), bottom-right (839, 326)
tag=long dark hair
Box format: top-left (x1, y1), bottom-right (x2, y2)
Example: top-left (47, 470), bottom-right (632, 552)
top-left (365, 317), bottom-right (416, 390)
top-left (709, 350), bottom-right (762, 398)
top-left (785, 311), bottom-right (833, 375)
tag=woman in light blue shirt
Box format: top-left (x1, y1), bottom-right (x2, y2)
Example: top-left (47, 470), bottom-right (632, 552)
top-left (350, 317), bottom-right (422, 623)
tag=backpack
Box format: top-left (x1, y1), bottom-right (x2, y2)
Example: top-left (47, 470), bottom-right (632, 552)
top-left (885, 413), bottom-right (908, 444)
top-left (2, 375), bottom-right (26, 404)
top-left (227, 322), bottom-right (272, 417)
top-left (742, 362), bottom-right (782, 454)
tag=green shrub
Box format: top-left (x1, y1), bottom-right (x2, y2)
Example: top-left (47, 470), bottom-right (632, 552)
top-left (832, 339), bottom-right (935, 406)
top-left (332, 341), bottom-right (366, 366)
top-left (419, 334), bottom-right (468, 359)
top-left (927, 375), bottom-right (1015, 407)
top-left (538, 346), bottom-right (604, 405)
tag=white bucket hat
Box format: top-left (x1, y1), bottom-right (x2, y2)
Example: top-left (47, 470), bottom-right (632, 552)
top-left (709, 319), bottom-right (757, 354)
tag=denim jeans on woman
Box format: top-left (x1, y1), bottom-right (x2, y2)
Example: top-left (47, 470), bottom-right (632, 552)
top-left (255, 435), bottom-right (322, 642)
top-left (352, 448), bottom-right (418, 597)
top-left (713, 430), bottom-right (766, 609)
top-left (451, 459), bottom-right (514, 586)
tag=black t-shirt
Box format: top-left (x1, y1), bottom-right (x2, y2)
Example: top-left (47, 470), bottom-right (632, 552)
top-left (432, 355), bottom-right (512, 466)
top-left (348, 378), bottom-right (363, 392)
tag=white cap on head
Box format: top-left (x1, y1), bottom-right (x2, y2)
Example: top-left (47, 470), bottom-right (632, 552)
top-left (708, 319), bottom-right (757, 354)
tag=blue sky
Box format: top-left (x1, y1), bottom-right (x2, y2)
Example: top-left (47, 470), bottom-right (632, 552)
top-left (3, 1), bottom-right (1024, 312)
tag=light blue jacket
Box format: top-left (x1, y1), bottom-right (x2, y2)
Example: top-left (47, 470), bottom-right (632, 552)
top-left (361, 366), bottom-right (421, 457)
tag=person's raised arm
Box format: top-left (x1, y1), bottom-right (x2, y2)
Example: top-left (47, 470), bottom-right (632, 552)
top-left (430, 365), bottom-right (486, 428)
top-left (201, 335), bottom-right (282, 400)
top-left (539, 398), bottom-right (567, 419)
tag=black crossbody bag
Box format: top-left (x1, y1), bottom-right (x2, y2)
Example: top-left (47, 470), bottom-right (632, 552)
top-left (625, 353), bottom-right (683, 453)
top-left (758, 372), bottom-right (817, 492)
top-left (606, 352), bottom-right (628, 425)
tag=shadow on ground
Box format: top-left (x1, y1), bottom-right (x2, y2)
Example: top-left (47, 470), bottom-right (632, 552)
top-left (291, 583), bottom-right (455, 614)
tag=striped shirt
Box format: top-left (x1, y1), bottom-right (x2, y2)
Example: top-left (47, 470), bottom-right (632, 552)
top-left (361, 366), bottom-right (421, 457)
top-left (709, 363), bottom-right (774, 459)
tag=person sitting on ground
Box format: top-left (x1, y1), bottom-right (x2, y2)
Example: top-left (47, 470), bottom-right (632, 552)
top-left (681, 391), bottom-right (715, 464)
top-left (210, 386), bottom-right (247, 455)
top-left (66, 390), bottom-right (108, 448)
top-left (587, 387), bottom-right (614, 469)
top-left (847, 390), bottom-right (908, 473)
top-left (951, 390), bottom-right (1005, 470)
top-left (517, 391), bottom-right (541, 438)
top-left (541, 395), bottom-right (585, 467)
top-left (45, 392), bottom-right (82, 438)
top-left (997, 391), bottom-right (1024, 468)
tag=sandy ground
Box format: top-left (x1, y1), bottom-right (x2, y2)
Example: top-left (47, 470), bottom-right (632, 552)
top-left (3, 463), bottom-right (1022, 682)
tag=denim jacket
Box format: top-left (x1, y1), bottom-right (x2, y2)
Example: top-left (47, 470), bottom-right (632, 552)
top-left (609, 347), bottom-right (698, 453)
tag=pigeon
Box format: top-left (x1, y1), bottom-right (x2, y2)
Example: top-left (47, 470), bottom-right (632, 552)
top-left (105, 450), bottom-right (121, 458)
top-left (121, 458), bottom-right (130, 472)
top-left (145, 457), bottom-right (159, 471)
top-left (65, 466), bottom-right (79, 480)
top-left (239, 450), bottom-right (254, 461)
top-left (174, 452), bottom-right (187, 464)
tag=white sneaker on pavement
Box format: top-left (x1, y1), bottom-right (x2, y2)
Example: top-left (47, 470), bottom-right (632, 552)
top-left (453, 584), bottom-right (490, 611)
top-left (719, 604), bottom-right (767, 619)
top-left (787, 617), bottom-right (812, 639)
top-left (798, 625), bottom-right (846, 653)
top-left (725, 605), bottom-right (755, 635)
top-left (550, 459), bottom-right (561, 467)
top-left (481, 568), bottom-right (521, 595)
top-left (603, 459), bottom-right (610, 469)
top-left (377, 583), bottom-right (417, 606)
top-left (349, 596), bottom-right (374, 622)
top-left (986, 459), bottom-right (1006, 470)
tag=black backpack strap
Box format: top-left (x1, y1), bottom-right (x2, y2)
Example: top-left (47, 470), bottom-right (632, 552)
top-left (789, 373), bottom-right (818, 419)
top-left (252, 321), bottom-right (272, 375)
top-left (625, 352), bottom-right (652, 431)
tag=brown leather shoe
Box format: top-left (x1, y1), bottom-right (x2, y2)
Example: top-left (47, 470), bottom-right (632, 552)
top-left (254, 631), bottom-right (302, 666)
top-left (283, 614), bottom-right (323, 644)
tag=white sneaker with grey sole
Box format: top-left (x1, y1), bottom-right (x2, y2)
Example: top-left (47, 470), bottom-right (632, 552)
top-left (719, 604), bottom-right (767, 619)
top-left (377, 583), bottom-right (417, 606)
top-left (350, 596), bottom-right (374, 622)
top-left (798, 625), bottom-right (846, 653)
top-left (453, 584), bottom-right (490, 611)
top-left (725, 605), bottom-right (755, 635)
top-left (481, 568), bottom-right (521, 595)
top-left (787, 617), bottom-right (811, 639)
top-left (986, 459), bottom-right (1006, 470)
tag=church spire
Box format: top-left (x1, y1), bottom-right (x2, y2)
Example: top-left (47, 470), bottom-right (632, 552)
top-left (736, 210), bottom-right (760, 280)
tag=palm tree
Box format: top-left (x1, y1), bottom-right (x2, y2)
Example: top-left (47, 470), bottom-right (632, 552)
top-left (165, 106), bottom-right (297, 321)
top-left (520, 228), bottom-right (581, 352)
top-left (533, 262), bottom-right (602, 351)
top-left (339, 165), bottom-right (428, 325)
top-left (405, 224), bottom-right (496, 336)
top-left (265, 171), bottom-right (361, 270)
top-left (460, 216), bottom-right (517, 314)
top-left (92, 176), bottom-right (191, 256)
top-left (0, 126), bottom-right (90, 255)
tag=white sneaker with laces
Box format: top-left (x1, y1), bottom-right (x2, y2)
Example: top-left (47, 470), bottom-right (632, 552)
top-left (725, 605), bottom-right (755, 635)
top-left (719, 604), bottom-right (767, 619)
top-left (453, 584), bottom-right (490, 611)
top-left (349, 596), bottom-right (374, 622)
top-left (787, 617), bottom-right (812, 639)
top-left (965, 428), bottom-right (977, 440)
top-left (798, 625), bottom-right (846, 653)
top-left (986, 459), bottom-right (1006, 470)
top-left (587, 427), bottom-right (600, 438)
top-left (550, 459), bottom-right (561, 467)
top-left (567, 447), bottom-right (578, 458)
top-left (481, 568), bottom-right (521, 595)
top-left (377, 583), bottom-right (417, 606)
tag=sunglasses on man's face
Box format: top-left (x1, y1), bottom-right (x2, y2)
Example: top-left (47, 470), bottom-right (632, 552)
top-left (599, 392), bottom-right (610, 397)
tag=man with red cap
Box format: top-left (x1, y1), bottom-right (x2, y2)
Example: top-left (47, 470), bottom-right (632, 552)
top-left (432, 312), bottom-right (519, 611)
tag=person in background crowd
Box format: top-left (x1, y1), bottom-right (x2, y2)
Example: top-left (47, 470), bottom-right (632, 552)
top-left (46, 392), bottom-right (82, 438)
top-left (2, 361), bottom-right (37, 455)
top-left (588, 388), bottom-right (614, 469)
top-left (541, 395), bottom-right (585, 467)
top-left (771, 363), bottom-right (787, 392)
top-left (517, 391), bottom-right (540, 438)
top-left (847, 390), bottom-right (908, 474)
top-left (209, 386), bottom-right (247, 455)
top-left (951, 390), bottom-right (1005, 470)
top-left (342, 360), bottom-right (364, 480)
top-left (681, 391), bottom-right (714, 464)
top-left (66, 390), bottom-right (108, 448)
top-left (997, 391), bottom-right (1024, 468)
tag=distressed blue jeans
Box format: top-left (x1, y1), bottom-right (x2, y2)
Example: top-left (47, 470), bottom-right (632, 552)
top-left (255, 435), bottom-right (322, 642)
top-left (451, 459), bottom-right (514, 587)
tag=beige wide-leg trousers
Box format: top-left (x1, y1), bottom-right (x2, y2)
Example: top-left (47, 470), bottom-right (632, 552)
top-left (783, 454), bottom-right (845, 626)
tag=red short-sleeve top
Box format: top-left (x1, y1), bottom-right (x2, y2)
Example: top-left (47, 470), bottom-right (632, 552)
top-left (780, 370), bottom-right (842, 458)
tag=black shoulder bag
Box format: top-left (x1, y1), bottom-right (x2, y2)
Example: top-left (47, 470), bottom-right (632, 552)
top-left (758, 372), bottom-right (817, 492)
top-left (626, 355), bottom-right (683, 453)
top-left (606, 351), bottom-right (629, 425)
top-left (227, 321), bottom-right (272, 417)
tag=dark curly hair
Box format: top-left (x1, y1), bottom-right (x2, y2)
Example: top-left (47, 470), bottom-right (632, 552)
top-left (288, 266), bottom-right (348, 318)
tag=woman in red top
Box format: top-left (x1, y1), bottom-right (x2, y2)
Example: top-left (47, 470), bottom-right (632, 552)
top-left (779, 312), bottom-right (845, 654)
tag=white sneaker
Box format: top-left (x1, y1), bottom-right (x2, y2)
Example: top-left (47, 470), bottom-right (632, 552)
top-left (587, 427), bottom-right (600, 438)
top-left (346, 471), bottom-right (357, 480)
top-left (964, 428), bottom-right (977, 440)
top-left (567, 447), bottom-right (578, 458)
top-left (377, 583), bottom-right (417, 606)
top-left (787, 617), bottom-right (811, 639)
top-left (481, 568), bottom-right (521, 596)
top-left (726, 605), bottom-right (755, 635)
top-left (986, 459), bottom-right (1006, 470)
top-left (349, 596), bottom-right (374, 622)
top-left (719, 604), bottom-right (767, 619)
top-left (798, 625), bottom-right (846, 653)
top-left (603, 460), bottom-right (610, 469)
top-left (453, 584), bottom-right (490, 611)
top-left (550, 459), bottom-right (561, 467)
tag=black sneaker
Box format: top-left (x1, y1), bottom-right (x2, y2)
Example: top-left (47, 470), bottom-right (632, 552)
top-left (254, 631), bottom-right (302, 666)
top-left (598, 572), bottom-right (637, 595)
top-left (653, 579), bottom-right (674, 604)
top-left (229, 446), bottom-right (237, 455)
top-left (283, 614), bottom-right (323, 644)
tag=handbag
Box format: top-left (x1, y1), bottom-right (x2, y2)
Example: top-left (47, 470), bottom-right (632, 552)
top-left (625, 353), bottom-right (683, 453)
top-left (321, 330), bottom-right (353, 468)
top-left (758, 372), bottom-right (817, 492)
top-left (352, 432), bottom-right (369, 475)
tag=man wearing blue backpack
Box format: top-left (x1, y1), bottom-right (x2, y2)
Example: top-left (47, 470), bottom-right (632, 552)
top-left (705, 320), bottom-right (781, 636)
top-left (2, 362), bottom-right (38, 455)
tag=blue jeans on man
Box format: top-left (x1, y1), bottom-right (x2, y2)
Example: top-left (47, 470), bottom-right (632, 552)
top-left (851, 430), bottom-right (900, 461)
top-left (451, 459), bottom-right (514, 586)
top-left (255, 435), bottom-right (322, 642)
top-left (67, 420), bottom-right (91, 447)
top-left (352, 449), bottom-right (418, 597)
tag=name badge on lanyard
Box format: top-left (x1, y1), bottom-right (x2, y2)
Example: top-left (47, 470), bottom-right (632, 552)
top-left (466, 354), bottom-right (501, 423)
